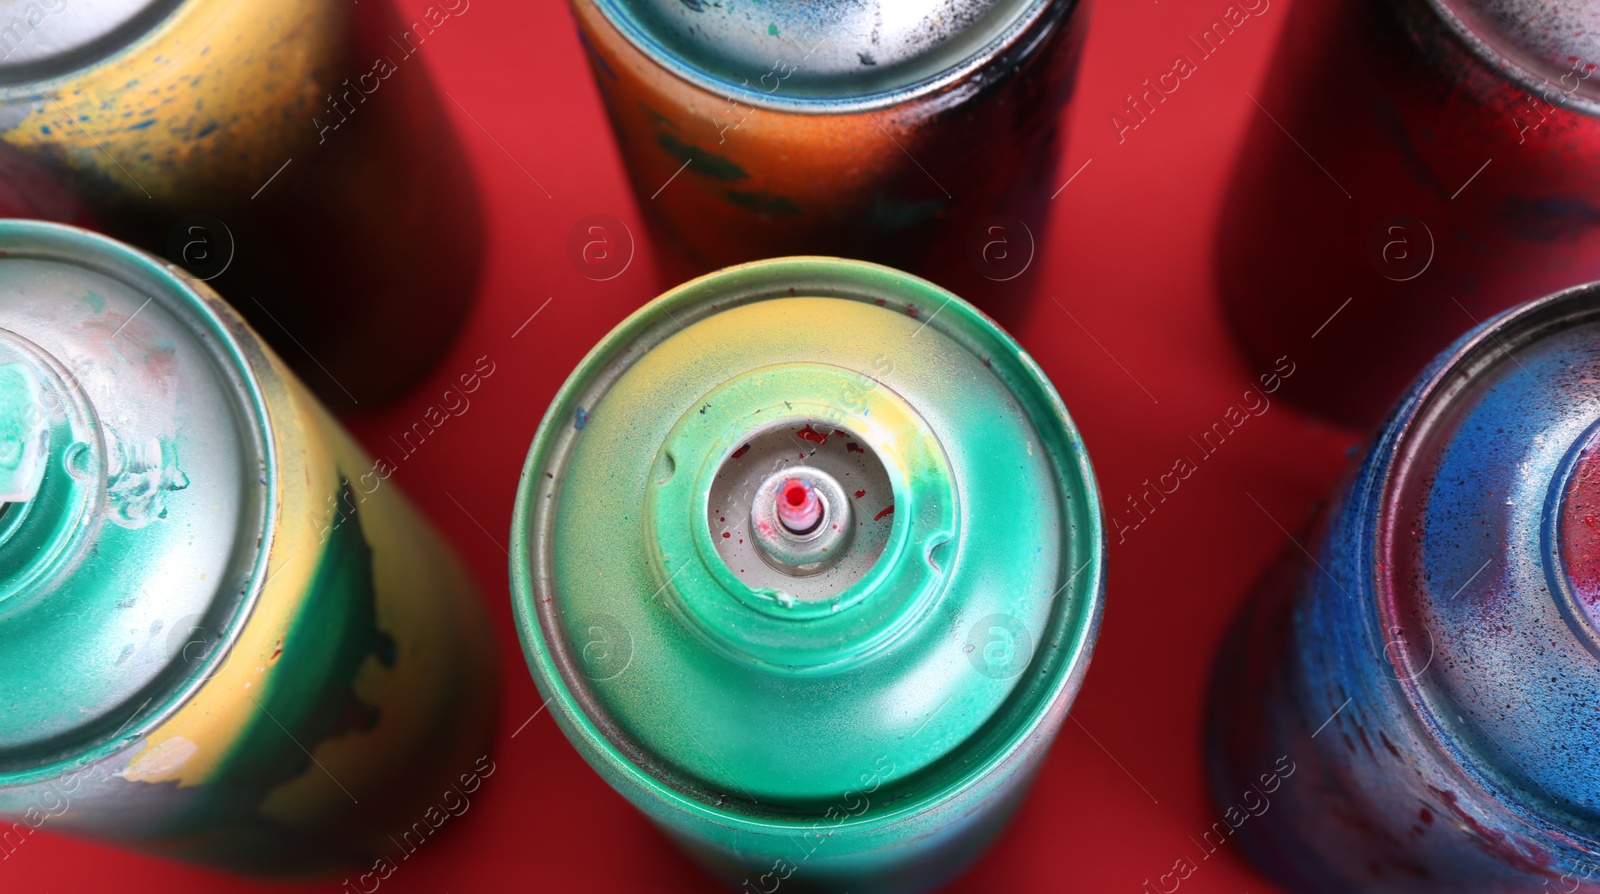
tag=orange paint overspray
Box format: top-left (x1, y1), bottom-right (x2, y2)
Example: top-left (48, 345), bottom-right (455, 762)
top-left (571, 0), bottom-right (1090, 331)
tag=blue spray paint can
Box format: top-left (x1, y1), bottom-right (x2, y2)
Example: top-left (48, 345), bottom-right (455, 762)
top-left (1209, 284), bottom-right (1600, 892)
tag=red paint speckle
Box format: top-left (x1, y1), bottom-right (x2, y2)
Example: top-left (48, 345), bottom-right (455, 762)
top-left (1427, 787), bottom-right (1551, 873)
top-left (854, 489), bottom-right (865, 498)
top-left (874, 505), bottom-right (895, 521)
top-left (847, 442), bottom-right (864, 453)
top-left (873, 299), bottom-right (886, 306)
top-left (731, 443), bottom-right (751, 459)
top-left (797, 426), bottom-right (828, 445)
top-left (722, 532), bottom-right (731, 539)
top-left (783, 480), bottom-right (810, 506)
top-left (906, 305), bottom-right (919, 319)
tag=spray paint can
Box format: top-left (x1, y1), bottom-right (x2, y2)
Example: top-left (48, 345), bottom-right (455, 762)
top-left (0, 0), bottom-right (483, 410)
top-left (1218, 0), bottom-right (1600, 428)
top-left (510, 257), bottom-right (1104, 894)
top-left (1208, 283), bottom-right (1600, 891)
top-left (570, 0), bottom-right (1089, 328)
top-left (0, 221), bottom-right (496, 876)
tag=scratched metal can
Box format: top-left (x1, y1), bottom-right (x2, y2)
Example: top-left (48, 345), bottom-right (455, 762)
top-left (1218, 0), bottom-right (1600, 429)
top-left (1207, 283), bottom-right (1600, 892)
top-left (0, 221), bottom-right (496, 876)
top-left (0, 0), bottom-right (483, 409)
top-left (570, 0), bottom-right (1088, 327)
top-left (511, 257), bottom-right (1104, 893)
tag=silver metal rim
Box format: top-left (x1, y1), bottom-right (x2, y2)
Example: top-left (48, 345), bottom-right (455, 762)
top-left (590, 0), bottom-right (1063, 115)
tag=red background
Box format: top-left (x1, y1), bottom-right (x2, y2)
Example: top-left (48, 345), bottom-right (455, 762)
top-left (10, 0), bottom-right (1367, 890)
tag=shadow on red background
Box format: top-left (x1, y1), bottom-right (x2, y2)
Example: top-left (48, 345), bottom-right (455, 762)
top-left (8, 0), bottom-right (1363, 891)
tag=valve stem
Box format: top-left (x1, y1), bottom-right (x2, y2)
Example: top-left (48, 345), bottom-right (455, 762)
top-left (777, 478), bottom-right (824, 535)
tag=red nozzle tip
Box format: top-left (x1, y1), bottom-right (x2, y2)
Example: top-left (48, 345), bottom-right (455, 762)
top-left (777, 478), bottom-right (823, 534)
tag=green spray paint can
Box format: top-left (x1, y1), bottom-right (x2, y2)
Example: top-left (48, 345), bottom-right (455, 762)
top-left (510, 257), bottom-right (1104, 893)
top-left (0, 220), bottom-right (496, 876)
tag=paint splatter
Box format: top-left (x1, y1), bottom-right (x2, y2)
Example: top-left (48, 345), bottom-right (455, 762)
top-left (724, 190), bottom-right (801, 217)
top-left (575, 407), bottom-right (591, 430)
top-left (797, 426), bottom-right (828, 445)
top-left (732, 443), bottom-right (751, 459)
top-left (657, 133), bottom-right (747, 181)
top-left (1426, 787), bottom-right (1552, 874)
top-left (107, 437), bottom-right (190, 528)
top-left (847, 442), bottom-right (864, 454)
top-left (854, 490), bottom-right (865, 498)
top-left (875, 505), bottom-right (895, 521)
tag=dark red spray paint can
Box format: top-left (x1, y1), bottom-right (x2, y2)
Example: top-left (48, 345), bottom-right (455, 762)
top-left (1218, 0), bottom-right (1600, 428)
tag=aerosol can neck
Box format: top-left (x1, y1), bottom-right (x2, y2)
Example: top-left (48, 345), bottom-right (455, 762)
top-left (0, 359), bottom-right (47, 506)
top-left (0, 328), bottom-right (105, 607)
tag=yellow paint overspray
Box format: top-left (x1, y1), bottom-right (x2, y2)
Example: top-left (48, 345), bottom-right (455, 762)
top-left (118, 337), bottom-right (495, 829)
top-left (0, 1), bottom-right (487, 408)
top-left (129, 288), bottom-right (497, 865)
top-left (512, 258), bottom-right (1105, 894)
top-left (2, 0), bottom-right (338, 203)
top-left (0, 223), bottom-right (496, 877)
